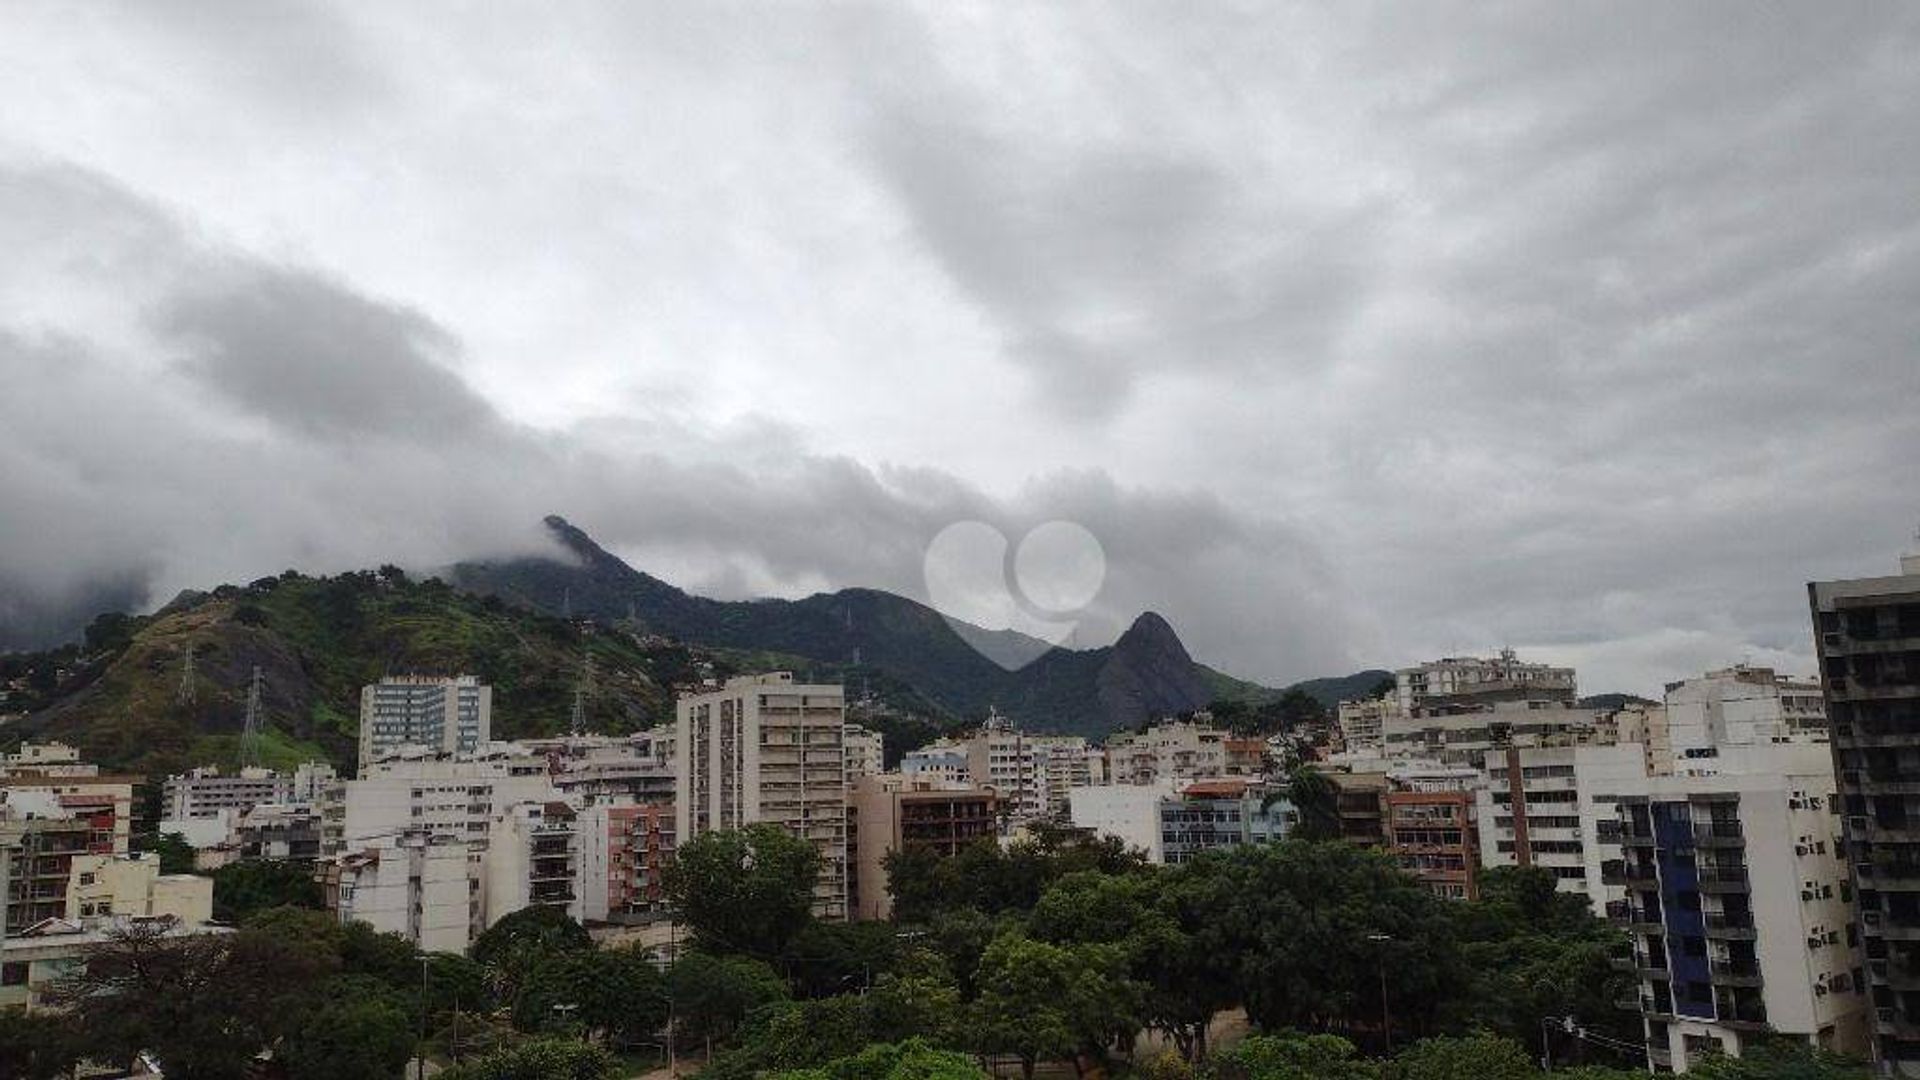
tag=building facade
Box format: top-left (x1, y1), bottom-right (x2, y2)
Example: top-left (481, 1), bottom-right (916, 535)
top-left (676, 673), bottom-right (850, 919)
top-left (848, 775), bottom-right (997, 919)
top-left (1811, 553), bottom-right (1920, 1074)
top-left (358, 674), bottom-right (493, 763)
top-left (1605, 744), bottom-right (1867, 1071)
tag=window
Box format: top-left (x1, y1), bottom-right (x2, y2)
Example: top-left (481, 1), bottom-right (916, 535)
top-left (0, 962), bottom-right (26, 987)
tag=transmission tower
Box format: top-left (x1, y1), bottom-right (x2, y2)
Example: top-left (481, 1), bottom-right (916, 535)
top-left (570, 652), bottom-right (596, 734)
top-left (177, 649), bottom-right (197, 706)
top-left (240, 666), bottom-right (264, 768)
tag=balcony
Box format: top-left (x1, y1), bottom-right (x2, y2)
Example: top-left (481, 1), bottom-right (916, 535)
top-left (1709, 959), bottom-right (1763, 986)
top-left (1861, 859), bottom-right (1920, 888)
top-left (1693, 821), bottom-right (1744, 847)
top-left (1702, 912), bottom-right (1758, 940)
top-left (1601, 859), bottom-right (1659, 889)
top-left (1698, 865), bottom-right (1751, 892)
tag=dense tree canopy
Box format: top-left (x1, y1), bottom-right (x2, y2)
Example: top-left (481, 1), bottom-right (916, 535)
top-left (668, 822), bottom-right (823, 956)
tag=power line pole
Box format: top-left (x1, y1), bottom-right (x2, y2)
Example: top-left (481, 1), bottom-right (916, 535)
top-left (240, 666), bottom-right (264, 768)
top-left (177, 649), bottom-right (197, 706)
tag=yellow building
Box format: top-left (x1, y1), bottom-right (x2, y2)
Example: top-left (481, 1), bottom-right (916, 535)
top-left (66, 853), bottom-right (213, 923)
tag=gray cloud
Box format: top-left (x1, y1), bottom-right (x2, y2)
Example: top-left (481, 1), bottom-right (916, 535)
top-left (1, 5), bottom-right (1917, 696)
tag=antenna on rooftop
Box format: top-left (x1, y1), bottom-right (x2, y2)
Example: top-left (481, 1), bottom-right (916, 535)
top-left (177, 649), bottom-right (197, 707)
top-left (240, 666), bottom-right (264, 768)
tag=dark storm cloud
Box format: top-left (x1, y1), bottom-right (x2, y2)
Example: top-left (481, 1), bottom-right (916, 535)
top-left (3, 5), bottom-right (1919, 695)
top-left (162, 269), bottom-right (496, 442)
top-left (0, 162), bottom-right (1348, 678)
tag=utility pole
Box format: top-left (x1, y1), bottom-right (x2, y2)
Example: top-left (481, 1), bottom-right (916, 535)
top-left (1366, 933), bottom-right (1393, 1054)
top-left (177, 648), bottom-right (196, 706)
top-left (417, 952), bottom-right (430, 1080)
top-left (240, 666), bottom-right (265, 769)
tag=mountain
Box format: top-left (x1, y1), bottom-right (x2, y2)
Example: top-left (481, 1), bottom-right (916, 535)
top-left (447, 516), bottom-right (1220, 740)
top-left (7, 570), bottom-right (698, 776)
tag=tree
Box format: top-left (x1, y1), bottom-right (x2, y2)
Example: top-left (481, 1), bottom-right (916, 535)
top-left (970, 932), bottom-right (1142, 1080)
top-left (281, 985), bottom-right (416, 1080)
top-left (1273, 766), bottom-right (1339, 841)
top-left (666, 823), bottom-right (821, 956)
top-left (1204, 1033), bottom-right (1377, 1080)
top-left (1192, 841), bottom-right (1460, 1043)
top-left (49, 914), bottom-right (338, 1080)
top-left (668, 951), bottom-right (790, 1052)
top-left (513, 945), bottom-right (667, 1047)
top-left (472, 905), bottom-right (592, 999)
top-left (141, 830), bottom-right (198, 874)
top-left (0, 1007), bottom-right (85, 1080)
top-left (1690, 1039), bottom-right (1872, 1080)
top-left (1385, 1035), bottom-right (1536, 1080)
top-left (768, 1038), bottom-right (988, 1080)
top-left (435, 1038), bottom-right (620, 1080)
top-left (783, 919), bottom-right (904, 998)
top-left (341, 919), bottom-right (424, 986)
top-left (211, 858), bottom-right (323, 922)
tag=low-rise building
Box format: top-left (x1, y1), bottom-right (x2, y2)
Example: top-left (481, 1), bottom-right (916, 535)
top-left (1107, 720), bottom-right (1228, 786)
top-left (844, 725), bottom-right (885, 783)
top-left (236, 802), bottom-right (323, 861)
top-left (66, 852), bottom-right (212, 922)
top-left (1069, 783), bottom-right (1175, 863)
top-left (1159, 779), bottom-right (1290, 865)
top-left (1, 916), bottom-right (233, 1013)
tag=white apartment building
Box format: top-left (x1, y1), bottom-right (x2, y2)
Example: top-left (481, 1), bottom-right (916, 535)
top-left (66, 852), bottom-right (212, 923)
top-left (359, 675), bottom-right (492, 763)
top-left (965, 711), bottom-right (1050, 824)
top-left (1107, 719), bottom-right (1228, 786)
top-left (1337, 698), bottom-right (1399, 752)
top-left (1606, 741), bottom-right (1867, 1071)
top-left (1034, 736), bottom-right (1105, 814)
top-left (843, 724), bottom-right (885, 783)
top-left (1396, 650), bottom-right (1578, 713)
top-left (1474, 741), bottom-right (1648, 901)
top-left (1664, 665), bottom-right (1827, 761)
top-left (1616, 704), bottom-right (1675, 776)
top-left (320, 832), bottom-right (471, 953)
top-left (1068, 783), bottom-right (1174, 863)
top-left (482, 801), bottom-right (582, 929)
top-left (901, 742), bottom-right (971, 787)
top-left (323, 748), bottom-right (558, 856)
top-left (676, 673), bottom-right (849, 920)
top-left (1386, 702), bottom-right (1607, 766)
top-left (162, 766), bottom-right (294, 821)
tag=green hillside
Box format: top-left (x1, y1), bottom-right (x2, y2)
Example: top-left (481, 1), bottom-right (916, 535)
top-left (9, 569), bottom-right (706, 776)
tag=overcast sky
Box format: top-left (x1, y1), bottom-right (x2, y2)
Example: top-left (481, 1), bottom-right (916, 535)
top-left (3, 4), bottom-right (1918, 695)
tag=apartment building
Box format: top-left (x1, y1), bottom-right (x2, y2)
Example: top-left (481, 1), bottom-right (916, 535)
top-left (1605, 742), bottom-right (1867, 1071)
top-left (844, 724), bottom-right (885, 783)
top-left (1811, 552), bottom-right (1920, 1073)
top-left (236, 801), bottom-right (323, 860)
top-left (1396, 650), bottom-right (1578, 713)
top-left (359, 674), bottom-right (493, 763)
top-left (578, 801), bottom-right (675, 923)
top-left (530, 733), bottom-right (676, 807)
top-left (1616, 704), bottom-right (1675, 776)
top-left (1337, 697), bottom-right (1398, 752)
top-left (0, 773), bottom-right (135, 857)
top-left (1159, 779), bottom-right (1290, 865)
top-left (0, 816), bottom-right (95, 934)
top-left (1108, 719), bottom-right (1229, 786)
top-left (2, 917), bottom-right (232, 1014)
top-left (1328, 771), bottom-right (1390, 845)
top-left (483, 801), bottom-right (582, 928)
top-left (162, 766), bottom-right (294, 821)
top-left (1384, 789), bottom-right (1479, 899)
top-left (66, 852), bottom-right (212, 922)
top-left (676, 673), bottom-right (849, 920)
top-left (900, 742), bottom-right (970, 787)
top-left (1476, 742), bottom-right (1646, 900)
top-left (1034, 735), bottom-right (1104, 814)
top-left (1070, 783), bottom-right (1175, 862)
top-left (965, 712), bottom-right (1049, 824)
top-left (1666, 665), bottom-right (1827, 759)
top-left (848, 774), bottom-right (997, 919)
top-left (318, 832), bottom-right (471, 953)
top-left (323, 748), bottom-right (558, 856)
